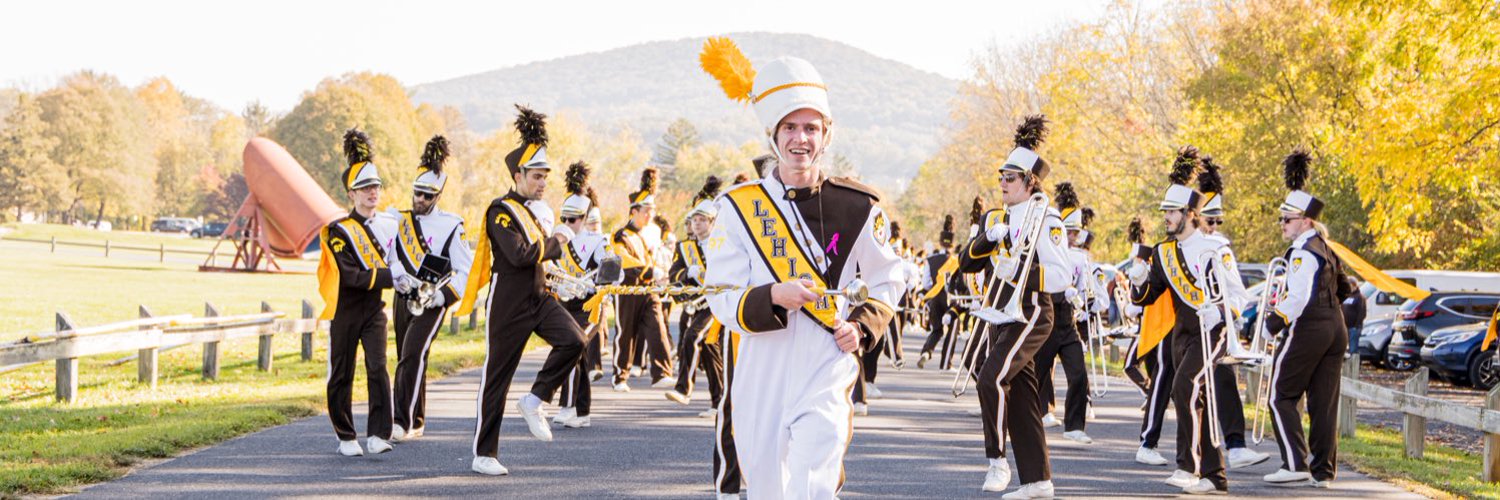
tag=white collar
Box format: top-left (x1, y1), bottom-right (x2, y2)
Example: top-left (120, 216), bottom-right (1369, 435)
top-left (1293, 228), bottom-right (1317, 246)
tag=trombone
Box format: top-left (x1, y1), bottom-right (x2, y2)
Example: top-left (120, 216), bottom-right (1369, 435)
top-left (1196, 251), bottom-right (1234, 449)
top-left (1250, 257), bottom-right (1290, 445)
top-left (953, 192), bottom-right (1050, 397)
top-left (1082, 274), bottom-right (1111, 398)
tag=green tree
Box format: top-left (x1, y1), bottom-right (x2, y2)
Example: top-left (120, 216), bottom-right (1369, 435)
top-left (0, 93), bottom-right (66, 220)
top-left (37, 71), bottom-right (155, 224)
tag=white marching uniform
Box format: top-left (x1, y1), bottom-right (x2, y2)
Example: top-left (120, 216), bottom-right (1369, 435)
top-left (703, 173), bottom-right (906, 499)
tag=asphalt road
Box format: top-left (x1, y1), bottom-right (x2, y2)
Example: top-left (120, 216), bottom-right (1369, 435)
top-left (71, 333), bottom-right (1425, 499)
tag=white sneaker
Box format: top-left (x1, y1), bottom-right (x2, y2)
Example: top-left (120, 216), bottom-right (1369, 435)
top-left (613, 381), bottom-right (631, 392)
top-left (1041, 413), bottom-right (1061, 428)
top-left (563, 415), bottom-right (591, 428)
top-left (945, 367), bottom-right (962, 374)
top-left (716, 493), bottom-right (741, 500)
top-left (1309, 478), bottom-right (1330, 488)
top-left (664, 390), bottom-right (691, 405)
top-left (553, 406), bottom-right (578, 425)
top-left (918, 352), bottom-right (931, 369)
top-left (1227, 447), bottom-right (1270, 469)
top-left (1136, 446), bottom-right (1169, 466)
top-left (698, 408), bottom-right (718, 418)
top-left (630, 367), bottom-right (643, 378)
top-left (366, 436), bottom-right (393, 454)
top-left (517, 395), bottom-right (554, 442)
top-left (390, 425), bottom-right (407, 442)
top-left (1062, 430), bottom-right (1093, 444)
top-left (1164, 469), bottom-right (1197, 488)
top-left (853, 403), bottom-right (869, 416)
top-left (1263, 468), bottom-right (1312, 484)
top-left (471, 456), bottom-right (509, 476)
top-left (867, 384), bottom-right (883, 399)
top-left (1183, 478), bottom-right (1227, 495)
top-left (589, 369), bottom-right (604, 382)
top-left (404, 426), bottom-right (423, 440)
top-left (967, 407), bottom-right (985, 417)
top-left (1002, 480), bottom-right (1055, 499)
top-left (982, 461), bottom-right (1012, 492)
top-left (652, 376), bottom-right (677, 388)
top-left (337, 439), bottom-right (364, 456)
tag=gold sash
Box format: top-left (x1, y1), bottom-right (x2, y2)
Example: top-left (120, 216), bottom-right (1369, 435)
top-left (1136, 240), bottom-right (1203, 359)
top-left (457, 199), bottom-right (546, 316)
top-left (316, 218), bottom-right (387, 320)
top-left (724, 184), bottom-right (838, 330)
top-left (396, 211), bottom-right (428, 273)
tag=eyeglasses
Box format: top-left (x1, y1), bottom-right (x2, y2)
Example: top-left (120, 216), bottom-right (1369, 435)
top-left (560, 216), bottom-right (580, 224)
top-left (1205, 218), bottom-right (1223, 226)
top-left (999, 173), bottom-right (1023, 184)
top-left (414, 191), bottom-right (437, 201)
top-left (1279, 216), bottom-right (1303, 224)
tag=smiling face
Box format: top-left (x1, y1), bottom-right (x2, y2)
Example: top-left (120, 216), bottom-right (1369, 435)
top-left (774, 108), bottom-right (827, 184)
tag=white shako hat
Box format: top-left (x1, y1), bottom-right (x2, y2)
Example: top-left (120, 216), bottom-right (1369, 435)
top-left (1198, 155), bottom-right (1225, 217)
top-left (1279, 148), bottom-right (1324, 219)
top-left (413, 135), bottom-right (449, 194)
top-left (341, 127), bottom-right (382, 190)
top-left (687, 175), bottom-right (723, 220)
top-left (560, 161), bottom-right (593, 218)
top-left (700, 37), bottom-right (832, 162)
top-left (1159, 145), bottom-right (1203, 211)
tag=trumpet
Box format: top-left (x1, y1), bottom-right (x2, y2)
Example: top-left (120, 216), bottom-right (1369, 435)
top-left (1250, 257), bottom-right (1290, 445)
top-left (409, 275), bottom-right (453, 316)
top-left (545, 265), bottom-right (598, 302)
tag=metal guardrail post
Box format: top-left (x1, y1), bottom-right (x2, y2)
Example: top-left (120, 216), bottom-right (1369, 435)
top-left (138, 305), bottom-right (158, 389)
top-left (257, 302), bottom-right (274, 372)
top-left (301, 300), bottom-right (315, 361)
top-left (202, 302), bottom-right (221, 380)
top-left (450, 314), bottom-right (459, 335)
top-left (1339, 355), bottom-right (1359, 437)
top-left (55, 312), bottom-right (78, 403)
top-left (1404, 367), bottom-right (1428, 459)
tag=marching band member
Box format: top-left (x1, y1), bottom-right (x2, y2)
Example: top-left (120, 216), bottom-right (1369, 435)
top-left (553, 162), bottom-right (610, 429)
top-left (316, 127), bottom-right (398, 457)
top-left (1261, 149), bottom-right (1354, 487)
top-left (960, 115), bottom-right (1069, 498)
top-left (611, 168), bottom-right (676, 390)
top-left (698, 37), bottom-right (905, 498)
top-left (665, 175), bottom-right (727, 418)
top-left (919, 215), bottom-right (959, 369)
top-left (1128, 146), bottom-right (1245, 494)
top-left (456, 105), bottom-right (585, 476)
top-left (1123, 213), bottom-right (1174, 466)
top-left (389, 136), bottom-right (473, 442)
top-left (1034, 182), bottom-right (1095, 437)
top-left (1197, 155), bottom-right (1270, 469)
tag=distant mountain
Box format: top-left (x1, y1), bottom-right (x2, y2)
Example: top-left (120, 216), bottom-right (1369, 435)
top-left (411, 32), bottom-right (959, 192)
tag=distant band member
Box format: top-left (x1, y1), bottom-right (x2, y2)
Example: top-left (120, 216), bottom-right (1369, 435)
top-left (554, 161), bottom-right (610, 429)
top-left (665, 176), bottom-right (726, 417)
top-left (316, 128), bottom-right (397, 457)
top-left (456, 105), bottom-right (584, 476)
top-left (699, 37), bottom-right (905, 497)
top-left (610, 168), bottom-right (675, 390)
top-left (1261, 149), bottom-right (1353, 487)
top-left (389, 136), bottom-right (473, 442)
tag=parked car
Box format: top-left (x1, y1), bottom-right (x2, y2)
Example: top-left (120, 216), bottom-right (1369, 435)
top-left (150, 217), bottom-right (199, 234)
top-left (1364, 270), bottom-right (1500, 320)
top-left (1419, 321), bottom-right (1498, 389)
top-left (1387, 292), bottom-right (1500, 371)
top-left (1356, 317), bottom-right (1396, 367)
top-left (191, 222), bottom-right (228, 238)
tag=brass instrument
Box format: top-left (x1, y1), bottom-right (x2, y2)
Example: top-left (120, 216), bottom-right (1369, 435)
top-left (546, 265), bottom-right (870, 307)
top-left (953, 192), bottom-right (1051, 397)
top-left (1250, 257), bottom-right (1290, 445)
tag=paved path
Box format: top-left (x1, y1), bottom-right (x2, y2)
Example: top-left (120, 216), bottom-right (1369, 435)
top-left (73, 335), bottom-right (1424, 499)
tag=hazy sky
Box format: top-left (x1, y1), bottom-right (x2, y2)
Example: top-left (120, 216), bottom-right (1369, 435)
top-left (1, 0), bottom-right (1144, 112)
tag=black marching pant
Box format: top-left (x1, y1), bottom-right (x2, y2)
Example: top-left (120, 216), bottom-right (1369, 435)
top-left (714, 330), bottom-right (742, 494)
top-left (328, 305), bottom-right (392, 442)
top-left (472, 296), bottom-right (583, 459)
top-left (1269, 318), bottom-right (1347, 481)
top-left (614, 295), bottom-right (672, 384)
top-left (1138, 333), bottom-right (1174, 450)
top-left (674, 310), bottom-right (725, 406)
top-left (1170, 324), bottom-right (1226, 488)
top-left (1036, 313), bottom-right (1090, 432)
top-left (976, 292), bottom-right (1054, 484)
top-left (393, 302), bottom-right (448, 431)
top-left (558, 307), bottom-right (599, 416)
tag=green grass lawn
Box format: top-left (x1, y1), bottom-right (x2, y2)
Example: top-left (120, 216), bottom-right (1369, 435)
top-left (2, 222), bottom-right (222, 253)
top-left (1, 237), bottom-right (539, 496)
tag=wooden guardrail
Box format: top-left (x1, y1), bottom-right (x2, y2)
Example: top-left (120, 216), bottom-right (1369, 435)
top-left (1, 300), bottom-right (324, 402)
top-left (5, 236), bottom-right (216, 262)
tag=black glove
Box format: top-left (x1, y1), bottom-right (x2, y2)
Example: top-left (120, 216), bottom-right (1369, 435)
top-left (1264, 312), bottom-right (1288, 338)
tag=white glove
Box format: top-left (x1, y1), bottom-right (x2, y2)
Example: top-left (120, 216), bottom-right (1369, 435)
top-left (396, 275), bottom-right (420, 294)
top-left (1197, 305), bottom-right (1222, 331)
top-left (1065, 288), bottom-right (1080, 303)
top-left (687, 265), bottom-right (703, 281)
top-left (985, 223), bottom-right (1009, 243)
top-left (942, 313), bottom-right (952, 327)
top-left (527, 200), bottom-right (556, 234)
top-left (1127, 260), bottom-right (1149, 286)
top-left (1092, 297), bottom-right (1110, 313)
top-left (551, 223), bottom-right (575, 242)
top-left (422, 290), bottom-right (447, 309)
